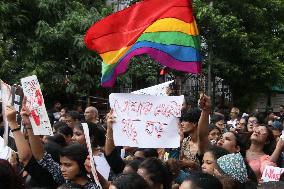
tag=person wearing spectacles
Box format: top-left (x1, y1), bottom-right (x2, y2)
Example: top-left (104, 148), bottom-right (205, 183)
top-left (246, 116), bottom-right (259, 133)
top-left (246, 125), bottom-right (284, 182)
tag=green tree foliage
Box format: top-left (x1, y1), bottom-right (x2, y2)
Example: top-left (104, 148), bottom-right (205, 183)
top-left (0, 0), bottom-right (111, 101)
top-left (1, 0), bottom-right (283, 109)
top-left (194, 0), bottom-right (284, 109)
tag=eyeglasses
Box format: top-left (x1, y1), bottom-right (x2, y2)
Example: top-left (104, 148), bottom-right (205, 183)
top-left (248, 120), bottom-right (257, 124)
top-left (253, 127), bottom-right (267, 135)
top-left (237, 122), bottom-right (246, 126)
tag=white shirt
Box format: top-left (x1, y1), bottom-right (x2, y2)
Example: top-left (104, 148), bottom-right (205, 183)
top-left (227, 119), bottom-right (237, 128)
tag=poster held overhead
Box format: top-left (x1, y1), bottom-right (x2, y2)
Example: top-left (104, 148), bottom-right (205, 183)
top-left (20, 75), bottom-right (53, 136)
top-left (109, 93), bottom-right (183, 148)
top-left (131, 80), bottom-right (174, 96)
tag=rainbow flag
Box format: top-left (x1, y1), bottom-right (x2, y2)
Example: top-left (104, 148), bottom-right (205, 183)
top-left (85, 0), bottom-right (201, 87)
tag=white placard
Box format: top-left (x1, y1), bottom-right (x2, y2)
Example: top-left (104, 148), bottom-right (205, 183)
top-left (132, 80), bottom-right (174, 96)
top-left (261, 165), bottom-right (284, 182)
top-left (109, 93), bottom-right (183, 148)
top-left (20, 75), bottom-right (53, 136)
top-left (0, 136), bottom-right (12, 160)
top-left (93, 154), bottom-right (110, 180)
top-left (82, 123), bottom-right (102, 189)
top-left (1, 80), bottom-right (13, 146)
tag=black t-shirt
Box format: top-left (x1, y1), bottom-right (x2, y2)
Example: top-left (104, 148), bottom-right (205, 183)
top-left (24, 156), bottom-right (58, 188)
top-left (105, 147), bottom-right (125, 174)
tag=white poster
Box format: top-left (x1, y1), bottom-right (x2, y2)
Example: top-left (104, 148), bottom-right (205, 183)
top-left (0, 136), bottom-right (12, 160)
top-left (93, 154), bottom-right (110, 180)
top-left (109, 93), bottom-right (183, 148)
top-left (0, 80), bottom-right (13, 145)
top-left (261, 165), bottom-right (284, 182)
top-left (20, 75), bottom-right (53, 136)
top-left (82, 123), bottom-right (102, 189)
top-left (131, 80), bottom-right (174, 96)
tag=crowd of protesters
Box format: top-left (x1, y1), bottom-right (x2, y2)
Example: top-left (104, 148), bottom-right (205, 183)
top-left (1, 91), bottom-right (284, 189)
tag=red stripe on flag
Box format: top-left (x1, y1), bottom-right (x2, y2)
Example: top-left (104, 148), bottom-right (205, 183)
top-left (85, 0), bottom-right (193, 53)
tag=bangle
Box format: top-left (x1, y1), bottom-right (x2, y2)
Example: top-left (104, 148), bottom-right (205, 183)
top-left (11, 127), bottom-right (21, 133)
top-left (25, 127), bottom-right (32, 130)
top-left (105, 134), bottom-right (113, 140)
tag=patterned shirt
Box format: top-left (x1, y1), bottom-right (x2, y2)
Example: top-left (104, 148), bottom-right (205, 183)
top-left (181, 136), bottom-right (199, 164)
top-left (38, 152), bottom-right (100, 189)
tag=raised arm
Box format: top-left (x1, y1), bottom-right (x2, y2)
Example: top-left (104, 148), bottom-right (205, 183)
top-left (269, 138), bottom-right (284, 163)
top-left (104, 110), bottom-right (125, 174)
top-left (20, 98), bottom-right (45, 161)
top-left (198, 94), bottom-right (211, 155)
top-left (104, 110), bottom-right (115, 156)
top-left (6, 105), bottom-right (32, 165)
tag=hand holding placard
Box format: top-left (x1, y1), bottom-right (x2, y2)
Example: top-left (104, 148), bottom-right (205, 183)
top-left (20, 75), bottom-right (53, 136)
top-left (109, 93), bottom-right (183, 148)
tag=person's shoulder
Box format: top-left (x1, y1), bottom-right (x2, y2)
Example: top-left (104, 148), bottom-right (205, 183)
top-left (84, 182), bottom-right (99, 189)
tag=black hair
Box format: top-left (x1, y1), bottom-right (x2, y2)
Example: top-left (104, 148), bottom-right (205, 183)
top-left (139, 158), bottom-right (172, 189)
top-left (183, 172), bottom-right (223, 189)
top-left (244, 161), bottom-right (257, 183)
top-left (258, 181), bottom-right (284, 189)
top-left (243, 180), bottom-right (257, 189)
top-left (214, 107), bottom-right (225, 116)
top-left (134, 148), bottom-right (145, 157)
top-left (65, 111), bottom-right (80, 121)
top-left (53, 121), bottom-right (69, 133)
top-left (74, 122), bottom-right (106, 147)
top-left (143, 148), bottom-right (159, 158)
top-left (227, 131), bottom-right (246, 157)
top-left (165, 158), bottom-right (181, 181)
top-left (183, 96), bottom-right (195, 107)
top-left (205, 146), bottom-right (229, 160)
top-left (208, 124), bottom-right (221, 133)
top-left (180, 108), bottom-right (201, 124)
top-left (61, 107), bottom-right (68, 112)
top-left (126, 158), bottom-right (144, 172)
top-left (60, 144), bottom-right (88, 177)
top-left (168, 81), bottom-right (179, 96)
top-left (45, 134), bottom-right (67, 147)
top-left (112, 173), bottom-right (150, 189)
top-left (58, 124), bottom-right (73, 137)
top-left (0, 159), bottom-right (25, 189)
top-left (280, 172), bottom-right (284, 181)
top-left (262, 126), bottom-right (276, 155)
top-left (211, 114), bottom-right (225, 124)
top-left (255, 112), bottom-right (266, 125)
top-left (44, 142), bottom-right (63, 163)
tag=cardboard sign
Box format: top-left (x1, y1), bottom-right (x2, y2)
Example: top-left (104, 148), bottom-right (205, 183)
top-left (93, 154), bottom-right (110, 180)
top-left (82, 123), bottom-right (102, 189)
top-left (132, 80), bottom-right (174, 96)
top-left (261, 165), bottom-right (284, 182)
top-left (109, 93), bottom-right (183, 148)
top-left (0, 136), bottom-right (12, 160)
top-left (20, 75), bottom-right (53, 136)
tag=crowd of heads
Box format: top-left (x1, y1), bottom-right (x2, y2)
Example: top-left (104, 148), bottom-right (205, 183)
top-left (0, 97), bottom-right (284, 189)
